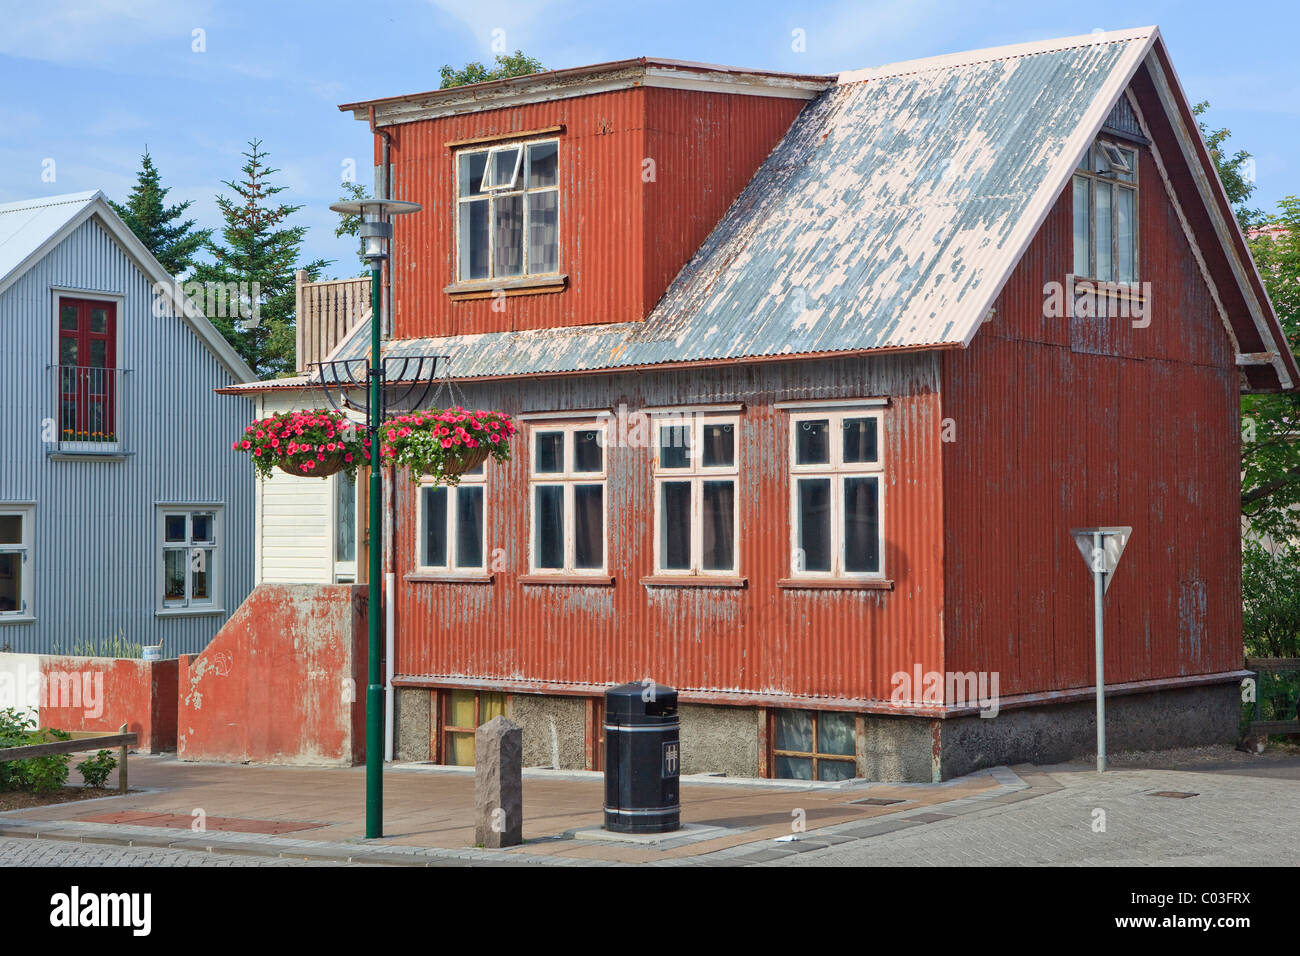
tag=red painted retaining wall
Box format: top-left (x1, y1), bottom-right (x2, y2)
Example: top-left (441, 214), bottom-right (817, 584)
top-left (38, 656), bottom-right (178, 753)
top-left (177, 584), bottom-right (368, 766)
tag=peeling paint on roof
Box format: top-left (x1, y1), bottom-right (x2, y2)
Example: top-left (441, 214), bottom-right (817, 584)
top-left (341, 31), bottom-right (1158, 381)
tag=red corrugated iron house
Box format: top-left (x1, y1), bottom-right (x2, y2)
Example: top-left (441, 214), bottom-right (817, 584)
top-left (308, 27), bottom-right (1298, 781)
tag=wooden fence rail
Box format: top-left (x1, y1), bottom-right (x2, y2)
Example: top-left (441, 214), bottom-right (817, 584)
top-left (0, 723), bottom-right (136, 793)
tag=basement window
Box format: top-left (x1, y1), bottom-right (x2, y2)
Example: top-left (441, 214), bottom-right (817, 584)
top-left (652, 413), bottom-right (739, 575)
top-left (787, 410), bottom-right (884, 579)
top-left (441, 689), bottom-right (507, 765)
top-left (456, 138), bottom-right (559, 282)
top-left (1073, 139), bottom-right (1139, 284)
top-left (0, 506), bottom-right (34, 621)
top-left (771, 710), bottom-right (857, 781)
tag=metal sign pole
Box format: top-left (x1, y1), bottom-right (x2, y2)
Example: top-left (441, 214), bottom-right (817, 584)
top-left (1093, 530), bottom-right (1106, 773)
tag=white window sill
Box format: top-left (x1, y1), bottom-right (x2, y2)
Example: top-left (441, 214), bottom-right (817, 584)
top-left (155, 607), bottom-right (226, 618)
top-left (0, 615), bottom-right (35, 625)
top-left (404, 571), bottom-right (494, 584)
top-left (518, 574), bottom-right (614, 587)
top-left (778, 577), bottom-right (893, 591)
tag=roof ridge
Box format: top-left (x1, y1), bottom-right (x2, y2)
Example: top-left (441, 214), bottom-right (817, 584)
top-left (837, 26), bottom-right (1157, 85)
top-left (0, 190), bottom-right (102, 215)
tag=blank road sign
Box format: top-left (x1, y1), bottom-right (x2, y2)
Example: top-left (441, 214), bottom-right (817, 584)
top-left (1070, 526), bottom-right (1132, 593)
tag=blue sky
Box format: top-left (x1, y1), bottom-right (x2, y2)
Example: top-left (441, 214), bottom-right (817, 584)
top-left (3, 0), bottom-right (1297, 278)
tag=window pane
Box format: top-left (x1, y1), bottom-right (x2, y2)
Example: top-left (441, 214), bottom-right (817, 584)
top-left (89, 308), bottom-right (108, 333)
top-left (774, 709), bottom-right (813, 752)
top-left (533, 485), bottom-right (564, 569)
top-left (775, 755), bottom-right (813, 780)
top-left (458, 198), bottom-right (489, 280)
top-left (191, 513), bottom-right (215, 544)
top-left (1072, 175), bottom-right (1091, 276)
top-left (88, 340), bottom-right (106, 368)
top-left (701, 423), bottom-right (734, 468)
top-left (60, 305), bottom-right (78, 330)
top-left (796, 478), bottom-right (831, 572)
top-left (335, 474), bottom-right (356, 563)
top-left (659, 481), bottom-right (691, 571)
top-left (817, 758), bottom-right (856, 781)
top-left (527, 142), bottom-right (558, 187)
top-left (447, 689), bottom-right (476, 728)
top-left (164, 515), bottom-right (187, 543)
top-left (488, 146), bottom-right (521, 189)
top-left (455, 485), bottom-right (484, 569)
top-left (480, 691), bottom-right (507, 723)
top-left (842, 417), bottom-right (878, 464)
top-left (818, 712), bottom-right (856, 756)
top-left (446, 731), bottom-right (475, 766)
top-left (421, 486), bottom-right (448, 567)
top-left (1095, 181), bottom-right (1112, 281)
top-left (1117, 187), bottom-right (1136, 284)
top-left (795, 420), bottom-right (830, 465)
top-left (573, 484), bottom-right (603, 570)
top-left (572, 429), bottom-right (602, 473)
top-left (0, 553), bottom-right (20, 613)
top-left (1076, 146), bottom-right (1090, 172)
top-left (527, 191), bottom-right (558, 274)
top-left (163, 550), bottom-right (187, 602)
top-left (1117, 147), bottom-right (1137, 184)
top-left (658, 424), bottom-right (690, 469)
top-left (534, 431), bottom-right (564, 473)
top-left (844, 476), bottom-right (880, 573)
top-left (0, 515), bottom-right (21, 544)
top-left (459, 151), bottom-right (487, 197)
top-left (701, 480), bottom-right (734, 572)
top-left (493, 193), bottom-right (524, 278)
top-left (191, 549), bottom-right (213, 602)
top-left (59, 337), bottom-right (78, 366)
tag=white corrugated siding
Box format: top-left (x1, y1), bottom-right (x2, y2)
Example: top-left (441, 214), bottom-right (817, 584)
top-left (0, 216), bottom-right (255, 655)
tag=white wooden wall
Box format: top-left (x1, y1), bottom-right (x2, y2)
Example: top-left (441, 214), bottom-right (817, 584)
top-left (255, 394), bottom-right (335, 584)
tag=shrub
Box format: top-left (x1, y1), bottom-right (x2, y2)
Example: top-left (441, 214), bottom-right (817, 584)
top-left (77, 750), bottom-right (118, 789)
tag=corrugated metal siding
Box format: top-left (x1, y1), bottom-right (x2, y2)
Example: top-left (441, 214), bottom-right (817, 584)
top-left (0, 216), bottom-right (256, 655)
top-left (382, 87), bottom-right (804, 342)
top-left (393, 355), bottom-right (944, 704)
top-left (941, 140), bottom-right (1240, 698)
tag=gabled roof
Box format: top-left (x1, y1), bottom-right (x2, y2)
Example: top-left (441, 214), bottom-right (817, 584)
top-left (353, 27), bottom-right (1295, 391)
top-left (0, 191), bottom-right (256, 384)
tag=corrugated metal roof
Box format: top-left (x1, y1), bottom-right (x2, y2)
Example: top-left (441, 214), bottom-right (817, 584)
top-left (352, 30), bottom-right (1156, 380)
top-left (0, 191), bottom-right (99, 285)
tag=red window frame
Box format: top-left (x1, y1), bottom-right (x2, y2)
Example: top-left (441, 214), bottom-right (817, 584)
top-left (57, 297), bottom-right (117, 441)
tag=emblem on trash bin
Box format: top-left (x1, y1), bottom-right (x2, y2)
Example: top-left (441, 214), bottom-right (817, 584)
top-left (662, 741), bottom-right (680, 778)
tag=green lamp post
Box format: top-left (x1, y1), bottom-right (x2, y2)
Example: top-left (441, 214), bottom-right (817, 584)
top-left (328, 196), bottom-right (421, 838)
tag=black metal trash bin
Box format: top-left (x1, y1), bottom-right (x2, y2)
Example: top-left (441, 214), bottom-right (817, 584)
top-left (603, 681), bottom-right (680, 833)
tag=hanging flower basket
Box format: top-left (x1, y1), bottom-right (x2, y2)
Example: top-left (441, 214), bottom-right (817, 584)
top-left (380, 407), bottom-right (516, 485)
top-left (233, 409), bottom-right (370, 480)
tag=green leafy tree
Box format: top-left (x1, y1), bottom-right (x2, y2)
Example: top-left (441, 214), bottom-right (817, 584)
top-left (439, 50), bottom-right (543, 89)
top-left (334, 180), bottom-right (372, 273)
top-left (110, 148), bottom-right (211, 276)
top-left (192, 140), bottom-right (329, 377)
top-left (1193, 101), bottom-right (1263, 231)
top-left (1242, 196), bottom-right (1300, 539)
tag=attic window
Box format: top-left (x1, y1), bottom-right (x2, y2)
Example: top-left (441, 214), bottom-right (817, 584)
top-left (456, 138), bottom-right (559, 282)
top-left (1072, 139), bottom-right (1139, 284)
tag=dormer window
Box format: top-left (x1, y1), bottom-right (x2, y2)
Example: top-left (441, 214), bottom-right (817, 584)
top-left (1072, 139), bottom-right (1139, 284)
top-left (456, 138), bottom-right (559, 282)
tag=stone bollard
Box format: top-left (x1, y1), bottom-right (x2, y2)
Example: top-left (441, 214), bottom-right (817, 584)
top-left (475, 715), bottom-right (523, 848)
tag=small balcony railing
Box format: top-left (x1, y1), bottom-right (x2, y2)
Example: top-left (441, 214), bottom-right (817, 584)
top-left (49, 365), bottom-right (130, 454)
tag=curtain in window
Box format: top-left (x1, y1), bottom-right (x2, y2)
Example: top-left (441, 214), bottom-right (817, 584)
top-left (528, 191), bottom-right (558, 273)
top-left (701, 480), bottom-right (734, 571)
top-left (572, 485), bottom-right (603, 569)
top-left (493, 195), bottom-right (524, 277)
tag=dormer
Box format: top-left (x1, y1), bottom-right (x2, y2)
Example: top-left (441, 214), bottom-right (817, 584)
top-left (340, 60), bottom-right (831, 340)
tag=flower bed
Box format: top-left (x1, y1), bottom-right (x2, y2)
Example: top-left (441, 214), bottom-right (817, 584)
top-left (380, 407), bottom-right (516, 484)
top-left (232, 409), bottom-right (370, 479)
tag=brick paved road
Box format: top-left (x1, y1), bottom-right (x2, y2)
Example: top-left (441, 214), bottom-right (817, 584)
top-left (766, 763), bottom-right (1300, 867)
top-left (0, 837), bottom-right (357, 866)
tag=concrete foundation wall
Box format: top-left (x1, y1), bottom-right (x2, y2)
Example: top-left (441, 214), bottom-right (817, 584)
top-left (678, 703), bottom-right (759, 777)
top-left (509, 693), bottom-right (587, 769)
top-left (394, 687), bottom-right (431, 762)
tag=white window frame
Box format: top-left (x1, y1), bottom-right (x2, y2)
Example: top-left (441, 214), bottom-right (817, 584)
top-left (787, 409), bottom-right (885, 580)
top-left (480, 144), bottom-right (524, 191)
top-left (528, 421), bottom-right (608, 575)
top-left (331, 471), bottom-right (358, 583)
top-left (0, 504), bottom-right (35, 622)
top-left (156, 506), bottom-right (223, 614)
top-left (454, 137), bottom-right (561, 282)
top-left (651, 412), bottom-right (740, 576)
top-left (1072, 138), bottom-right (1140, 285)
top-left (415, 467), bottom-right (488, 573)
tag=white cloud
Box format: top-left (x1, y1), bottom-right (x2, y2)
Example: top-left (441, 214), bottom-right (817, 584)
top-left (0, 0), bottom-right (211, 67)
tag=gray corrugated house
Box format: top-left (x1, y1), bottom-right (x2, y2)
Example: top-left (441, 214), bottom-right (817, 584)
top-left (0, 191), bottom-right (257, 656)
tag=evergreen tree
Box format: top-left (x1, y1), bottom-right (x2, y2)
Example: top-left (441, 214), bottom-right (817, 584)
top-left (110, 148), bottom-right (210, 276)
top-left (192, 140), bottom-right (329, 377)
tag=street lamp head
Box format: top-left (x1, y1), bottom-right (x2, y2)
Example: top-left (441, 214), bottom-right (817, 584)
top-left (328, 198), bottom-right (423, 264)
